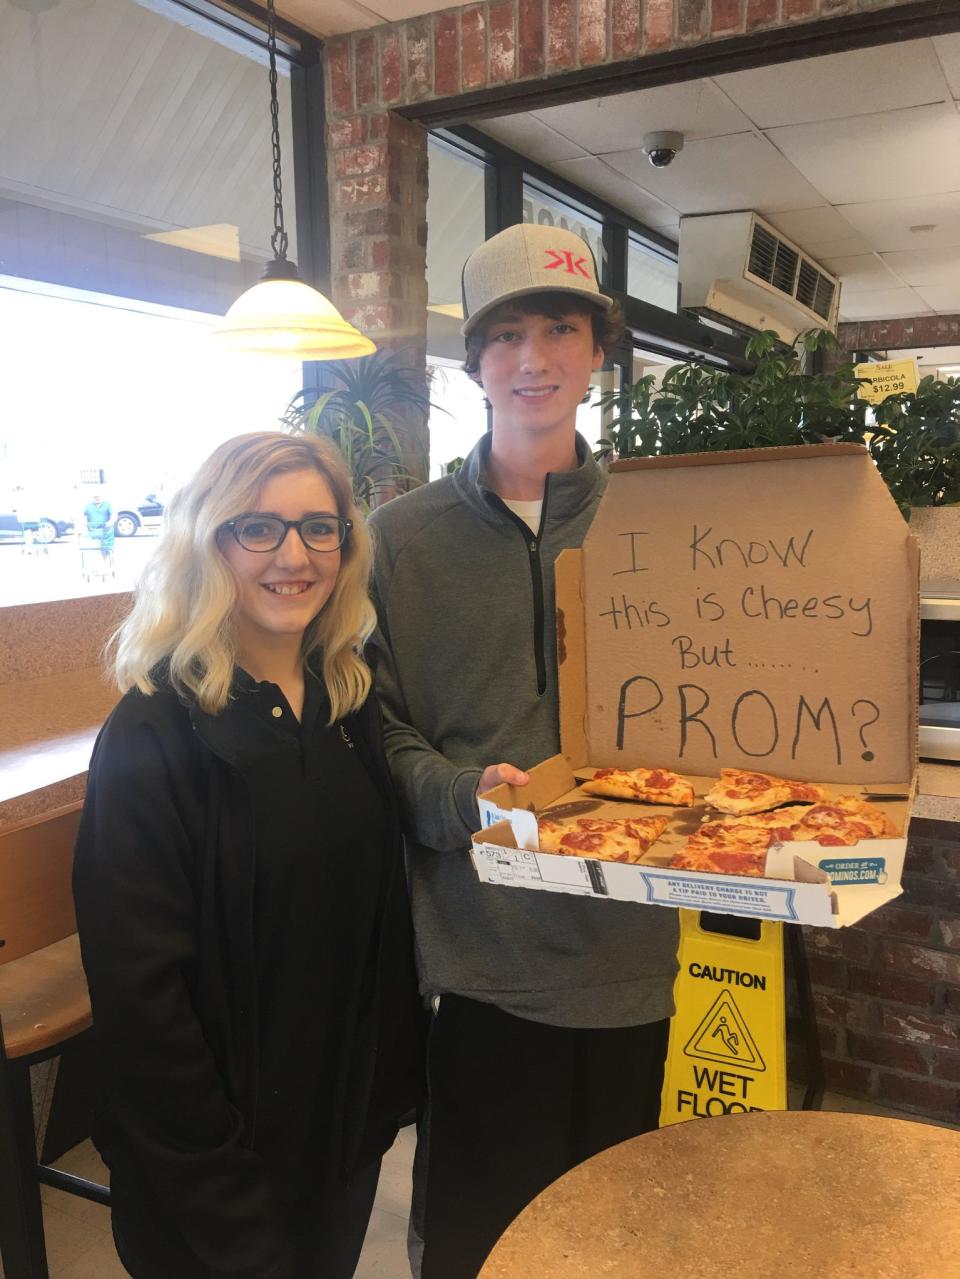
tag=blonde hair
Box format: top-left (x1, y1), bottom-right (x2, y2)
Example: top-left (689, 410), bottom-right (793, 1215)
top-left (113, 431), bottom-right (375, 721)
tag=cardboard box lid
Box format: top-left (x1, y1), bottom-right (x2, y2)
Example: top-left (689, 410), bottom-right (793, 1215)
top-left (558, 444), bottom-right (919, 783)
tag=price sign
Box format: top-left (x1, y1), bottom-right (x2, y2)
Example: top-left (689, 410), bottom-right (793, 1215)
top-left (855, 358), bottom-right (919, 404)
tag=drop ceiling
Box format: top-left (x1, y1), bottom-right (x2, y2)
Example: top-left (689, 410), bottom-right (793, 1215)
top-left (476, 36), bottom-right (960, 323)
top-left (277, 0), bottom-right (478, 38)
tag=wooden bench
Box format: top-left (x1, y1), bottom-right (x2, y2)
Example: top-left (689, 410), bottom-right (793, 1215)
top-left (0, 803), bottom-right (109, 1279)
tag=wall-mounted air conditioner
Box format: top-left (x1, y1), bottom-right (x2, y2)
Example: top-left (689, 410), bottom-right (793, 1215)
top-left (678, 212), bottom-right (841, 344)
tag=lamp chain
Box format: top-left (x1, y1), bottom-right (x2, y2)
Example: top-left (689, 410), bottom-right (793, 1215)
top-left (266, 0), bottom-right (288, 262)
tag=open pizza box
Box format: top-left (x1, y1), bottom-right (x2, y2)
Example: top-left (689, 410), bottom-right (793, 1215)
top-left (470, 444), bottom-right (919, 929)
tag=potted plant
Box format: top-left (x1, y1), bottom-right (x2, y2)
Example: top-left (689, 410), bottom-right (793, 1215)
top-left (597, 329), bottom-right (960, 519)
top-left (282, 350), bottom-right (429, 511)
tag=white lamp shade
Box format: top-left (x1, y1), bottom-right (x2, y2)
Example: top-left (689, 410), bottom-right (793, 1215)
top-left (213, 277), bottom-right (377, 359)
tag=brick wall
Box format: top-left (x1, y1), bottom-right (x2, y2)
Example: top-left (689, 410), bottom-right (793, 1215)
top-left (792, 817), bottom-right (960, 1123)
top-left (837, 314), bottom-right (960, 354)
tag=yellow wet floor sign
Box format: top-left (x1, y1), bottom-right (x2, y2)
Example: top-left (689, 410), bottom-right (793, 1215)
top-left (661, 910), bottom-right (786, 1125)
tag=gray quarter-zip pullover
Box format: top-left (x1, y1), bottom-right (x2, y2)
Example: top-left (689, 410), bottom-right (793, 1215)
top-left (369, 431), bottom-right (679, 1027)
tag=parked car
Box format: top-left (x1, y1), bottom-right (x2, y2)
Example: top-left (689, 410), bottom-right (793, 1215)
top-left (113, 494), bottom-right (164, 537)
top-left (0, 506), bottom-right (74, 544)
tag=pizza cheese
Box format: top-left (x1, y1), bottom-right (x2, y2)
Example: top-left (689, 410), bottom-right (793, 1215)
top-left (581, 766), bottom-right (695, 807)
top-left (538, 815), bottom-right (669, 864)
top-left (704, 768), bottom-right (828, 816)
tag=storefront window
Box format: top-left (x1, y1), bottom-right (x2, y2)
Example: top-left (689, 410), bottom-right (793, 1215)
top-left (0, 0), bottom-right (303, 606)
top-left (523, 180), bottom-right (607, 284)
top-left (628, 234), bottom-right (679, 312)
top-left (426, 138), bottom-right (490, 472)
top-left (427, 361), bottom-right (488, 480)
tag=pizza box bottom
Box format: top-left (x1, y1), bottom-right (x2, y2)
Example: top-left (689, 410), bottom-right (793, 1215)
top-left (472, 754), bottom-right (912, 929)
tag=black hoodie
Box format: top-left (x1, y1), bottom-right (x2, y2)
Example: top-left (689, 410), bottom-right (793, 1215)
top-left (73, 672), bottom-right (422, 1278)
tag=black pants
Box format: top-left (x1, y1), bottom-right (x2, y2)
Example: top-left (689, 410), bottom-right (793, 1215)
top-left (419, 996), bottom-right (669, 1279)
top-left (112, 1158), bottom-right (382, 1279)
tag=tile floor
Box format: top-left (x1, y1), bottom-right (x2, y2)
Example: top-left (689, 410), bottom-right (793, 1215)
top-left (2, 1096), bottom-right (955, 1278)
top-left (1, 1125), bottom-right (415, 1279)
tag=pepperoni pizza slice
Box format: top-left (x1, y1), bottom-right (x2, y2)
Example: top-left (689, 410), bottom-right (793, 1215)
top-left (670, 822), bottom-right (774, 879)
top-left (712, 796), bottom-right (898, 846)
top-left (704, 768), bottom-right (828, 816)
top-left (538, 814), bottom-right (669, 864)
top-left (581, 766), bottom-right (695, 807)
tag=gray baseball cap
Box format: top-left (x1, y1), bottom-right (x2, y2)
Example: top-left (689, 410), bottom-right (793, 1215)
top-left (460, 223), bottom-right (614, 337)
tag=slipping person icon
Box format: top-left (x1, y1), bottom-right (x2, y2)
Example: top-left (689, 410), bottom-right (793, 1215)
top-left (712, 1016), bottom-right (740, 1056)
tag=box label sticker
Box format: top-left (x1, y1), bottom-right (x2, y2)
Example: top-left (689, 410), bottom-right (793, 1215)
top-left (818, 856), bottom-right (886, 884)
top-left (472, 847), bottom-right (594, 892)
top-left (472, 847), bottom-right (544, 886)
top-left (639, 871), bottom-right (801, 921)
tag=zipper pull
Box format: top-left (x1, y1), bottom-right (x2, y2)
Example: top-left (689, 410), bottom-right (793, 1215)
top-left (529, 540), bottom-right (537, 554)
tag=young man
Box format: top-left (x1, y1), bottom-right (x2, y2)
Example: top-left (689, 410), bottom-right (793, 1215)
top-left (369, 224), bottom-right (680, 1279)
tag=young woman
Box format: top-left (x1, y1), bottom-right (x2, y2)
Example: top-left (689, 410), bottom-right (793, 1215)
top-left (74, 431), bottom-right (422, 1279)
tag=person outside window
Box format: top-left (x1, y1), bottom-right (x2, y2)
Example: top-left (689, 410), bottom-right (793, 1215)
top-left (83, 491), bottom-right (115, 560)
top-left (369, 224), bottom-right (681, 1279)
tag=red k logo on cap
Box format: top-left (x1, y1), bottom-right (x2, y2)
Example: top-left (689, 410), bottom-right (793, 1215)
top-left (544, 248), bottom-right (591, 279)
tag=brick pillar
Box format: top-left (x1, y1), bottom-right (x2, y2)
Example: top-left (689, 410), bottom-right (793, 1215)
top-left (789, 818), bottom-right (960, 1123)
top-left (325, 55), bottom-right (429, 464)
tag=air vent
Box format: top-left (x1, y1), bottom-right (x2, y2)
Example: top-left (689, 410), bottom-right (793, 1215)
top-left (747, 224), bottom-right (799, 297)
top-left (748, 224), bottom-right (778, 282)
top-left (796, 259), bottom-right (837, 320)
top-left (813, 274), bottom-right (836, 321)
top-left (678, 211), bottom-right (842, 343)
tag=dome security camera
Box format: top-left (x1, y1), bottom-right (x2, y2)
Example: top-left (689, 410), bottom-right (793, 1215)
top-left (642, 131), bottom-right (685, 168)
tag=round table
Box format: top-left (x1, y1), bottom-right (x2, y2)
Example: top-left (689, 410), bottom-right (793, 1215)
top-left (478, 1111), bottom-right (960, 1278)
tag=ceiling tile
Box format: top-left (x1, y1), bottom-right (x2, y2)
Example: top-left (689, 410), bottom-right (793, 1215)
top-left (531, 80), bottom-right (752, 155)
top-left (546, 156), bottom-right (679, 229)
top-left (820, 254), bottom-right (902, 293)
top-left (601, 132), bottom-right (822, 216)
top-left (768, 104), bottom-right (960, 205)
top-left (282, 0), bottom-right (485, 26)
top-left (837, 192), bottom-right (960, 252)
top-left (933, 33), bottom-right (960, 99)
top-left (880, 247), bottom-right (960, 287)
top-left (277, 0), bottom-right (382, 35)
top-left (913, 284), bottom-right (960, 314)
top-left (713, 40), bottom-right (947, 129)
top-left (907, 343), bottom-right (960, 366)
top-left (764, 206), bottom-right (872, 257)
top-left (837, 288), bottom-right (934, 321)
top-left (476, 114), bottom-right (588, 163)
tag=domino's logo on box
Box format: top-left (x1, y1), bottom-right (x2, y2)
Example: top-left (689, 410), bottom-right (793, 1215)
top-left (478, 798), bottom-right (513, 829)
top-left (818, 857), bottom-right (887, 885)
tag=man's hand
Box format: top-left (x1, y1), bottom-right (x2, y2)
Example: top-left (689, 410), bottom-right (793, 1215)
top-left (477, 763), bottom-right (530, 796)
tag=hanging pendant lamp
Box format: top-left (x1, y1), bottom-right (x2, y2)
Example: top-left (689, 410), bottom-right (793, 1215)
top-left (214, 0), bottom-right (375, 359)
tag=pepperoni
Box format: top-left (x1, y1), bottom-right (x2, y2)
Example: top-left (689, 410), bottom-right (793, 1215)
top-left (769, 826), bottom-right (795, 843)
top-left (592, 768), bottom-right (616, 780)
top-left (790, 783), bottom-right (820, 800)
top-left (559, 832), bottom-right (608, 852)
top-left (710, 851), bottom-right (765, 875)
top-left (645, 769), bottom-right (673, 789)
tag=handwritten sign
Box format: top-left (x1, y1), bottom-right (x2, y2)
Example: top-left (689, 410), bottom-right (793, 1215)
top-left (855, 358), bottom-right (918, 404)
top-left (579, 449), bottom-right (916, 782)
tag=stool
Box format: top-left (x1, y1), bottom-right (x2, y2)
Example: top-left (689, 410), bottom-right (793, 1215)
top-left (0, 804), bottom-right (110, 1279)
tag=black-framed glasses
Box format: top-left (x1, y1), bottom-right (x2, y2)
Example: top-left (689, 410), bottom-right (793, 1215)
top-left (221, 513), bottom-right (351, 553)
